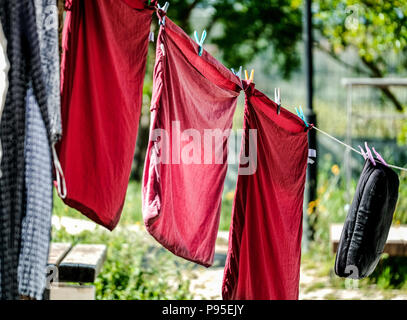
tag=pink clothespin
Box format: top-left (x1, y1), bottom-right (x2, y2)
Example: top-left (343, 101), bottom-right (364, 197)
top-left (358, 145), bottom-right (367, 160)
top-left (364, 142), bottom-right (376, 166)
top-left (372, 147), bottom-right (388, 167)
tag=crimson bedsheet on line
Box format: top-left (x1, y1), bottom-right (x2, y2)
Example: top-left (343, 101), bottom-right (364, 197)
top-left (222, 82), bottom-right (309, 300)
top-left (142, 17), bottom-right (242, 267)
top-left (57, 0), bottom-right (153, 230)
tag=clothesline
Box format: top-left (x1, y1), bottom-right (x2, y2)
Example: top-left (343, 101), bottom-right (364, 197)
top-left (312, 126), bottom-right (407, 172)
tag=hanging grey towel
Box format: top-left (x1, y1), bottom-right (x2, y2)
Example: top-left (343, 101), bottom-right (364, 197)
top-left (17, 0), bottom-right (60, 300)
top-left (18, 87), bottom-right (53, 300)
top-left (335, 159), bottom-right (399, 279)
top-left (0, 0), bottom-right (51, 300)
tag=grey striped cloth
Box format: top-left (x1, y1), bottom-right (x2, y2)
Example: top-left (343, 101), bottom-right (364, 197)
top-left (18, 0), bottom-right (60, 300)
top-left (0, 0), bottom-right (51, 300)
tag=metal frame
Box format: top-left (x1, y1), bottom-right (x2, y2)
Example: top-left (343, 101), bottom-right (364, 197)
top-left (342, 77), bottom-right (407, 200)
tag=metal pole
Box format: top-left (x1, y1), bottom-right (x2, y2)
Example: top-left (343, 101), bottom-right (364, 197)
top-left (345, 84), bottom-right (353, 202)
top-left (302, 0), bottom-right (317, 251)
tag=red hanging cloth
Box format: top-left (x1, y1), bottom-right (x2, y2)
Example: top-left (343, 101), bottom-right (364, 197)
top-left (222, 82), bottom-right (309, 300)
top-left (142, 17), bottom-right (242, 267)
top-left (58, 0), bottom-right (153, 230)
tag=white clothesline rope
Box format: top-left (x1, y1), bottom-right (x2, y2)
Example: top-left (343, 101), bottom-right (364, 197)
top-left (312, 126), bottom-right (407, 173)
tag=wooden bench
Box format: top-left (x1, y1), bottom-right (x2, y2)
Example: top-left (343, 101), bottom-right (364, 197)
top-left (330, 223), bottom-right (407, 256)
top-left (44, 243), bottom-right (107, 300)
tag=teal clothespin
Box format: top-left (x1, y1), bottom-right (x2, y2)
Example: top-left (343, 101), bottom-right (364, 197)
top-left (295, 105), bottom-right (309, 127)
top-left (194, 30), bottom-right (207, 57)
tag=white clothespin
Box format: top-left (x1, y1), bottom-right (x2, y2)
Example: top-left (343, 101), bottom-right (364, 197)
top-left (158, 1), bottom-right (169, 12)
top-left (149, 31), bottom-right (155, 42)
top-left (308, 149), bottom-right (316, 164)
top-left (158, 2), bottom-right (169, 26)
top-left (275, 88), bottom-right (281, 114)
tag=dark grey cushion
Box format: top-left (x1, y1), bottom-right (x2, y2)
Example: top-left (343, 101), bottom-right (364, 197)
top-left (335, 159), bottom-right (399, 279)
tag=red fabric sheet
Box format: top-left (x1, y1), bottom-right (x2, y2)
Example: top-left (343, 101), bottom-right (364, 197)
top-left (58, 0), bottom-right (152, 230)
top-left (222, 82), bottom-right (309, 300)
top-left (142, 18), bottom-right (242, 267)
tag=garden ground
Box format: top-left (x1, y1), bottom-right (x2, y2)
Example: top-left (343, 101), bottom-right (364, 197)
top-left (52, 215), bottom-right (407, 300)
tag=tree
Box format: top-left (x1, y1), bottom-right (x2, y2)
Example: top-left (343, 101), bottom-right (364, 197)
top-left (314, 0), bottom-right (407, 111)
top-left (164, 0), bottom-right (303, 78)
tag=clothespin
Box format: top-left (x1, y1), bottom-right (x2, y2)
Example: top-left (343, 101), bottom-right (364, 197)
top-left (231, 66), bottom-right (242, 79)
top-left (295, 105), bottom-right (309, 127)
top-left (364, 142), bottom-right (376, 166)
top-left (194, 30), bottom-right (206, 57)
top-left (358, 145), bottom-right (367, 160)
top-left (308, 149), bottom-right (316, 164)
top-left (157, 1), bottom-right (169, 12)
top-left (158, 2), bottom-right (169, 26)
top-left (231, 66), bottom-right (243, 87)
top-left (149, 31), bottom-right (155, 42)
top-left (244, 69), bottom-right (254, 83)
top-left (275, 88), bottom-right (281, 115)
top-left (372, 147), bottom-right (388, 167)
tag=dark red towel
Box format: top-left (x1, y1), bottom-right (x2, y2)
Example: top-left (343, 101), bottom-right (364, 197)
top-left (142, 17), bottom-right (242, 267)
top-left (58, 0), bottom-right (152, 230)
top-left (222, 82), bottom-right (309, 300)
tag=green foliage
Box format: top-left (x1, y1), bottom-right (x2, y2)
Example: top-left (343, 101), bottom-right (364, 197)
top-left (314, 0), bottom-right (407, 111)
top-left (315, 0), bottom-right (407, 66)
top-left (210, 0), bottom-right (303, 78)
top-left (220, 193), bottom-right (233, 231)
top-left (398, 120), bottom-right (407, 145)
top-left (164, 0), bottom-right (303, 78)
top-left (370, 256), bottom-right (407, 290)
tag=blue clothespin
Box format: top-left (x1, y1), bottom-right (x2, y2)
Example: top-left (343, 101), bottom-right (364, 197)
top-left (231, 66), bottom-right (243, 87)
top-left (194, 30), bottom-right (207, 57)
top-left (295, 105), bottom-right (309, 127)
